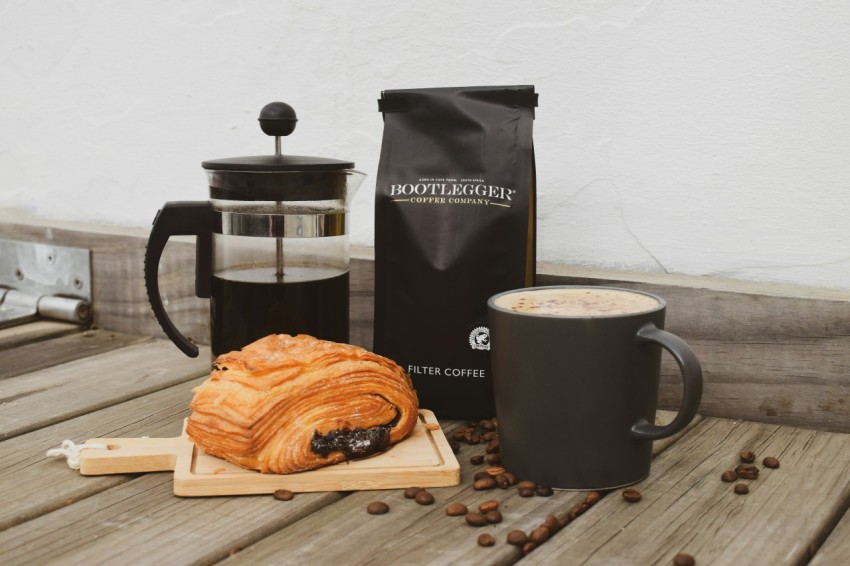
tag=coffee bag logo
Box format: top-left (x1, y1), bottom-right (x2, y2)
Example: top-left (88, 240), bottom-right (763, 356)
top-left (468, 326), bottom-right (490, 351)
top-left (388, 177), bottom-right (515, 208)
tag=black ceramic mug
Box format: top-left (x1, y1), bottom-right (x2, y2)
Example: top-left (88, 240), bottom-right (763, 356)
top-left (487, 285), bottom-right (702, 490)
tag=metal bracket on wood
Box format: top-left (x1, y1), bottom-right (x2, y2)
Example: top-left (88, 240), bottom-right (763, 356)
top-left (0, 238), bottom-right (93, 329)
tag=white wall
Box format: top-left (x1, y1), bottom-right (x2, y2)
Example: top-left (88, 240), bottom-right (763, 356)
top-left (2, 1), bottom-right (849, 289)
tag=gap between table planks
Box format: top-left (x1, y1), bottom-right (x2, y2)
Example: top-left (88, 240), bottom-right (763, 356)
top-left (809, 497), bottom-right (850, 565)
top-left (521, 417), bottom-right (850, 565)
top-left (0, 320), bottom-right (80, 352)
top-left (1, 329), bottom-right (150, 379)
top-left (0, 338), bottom-right (210, 440)
top-left (0, 376), bottom-right (206, 530)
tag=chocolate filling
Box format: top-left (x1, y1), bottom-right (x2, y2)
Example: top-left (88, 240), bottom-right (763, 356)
top-left (310, 412), bottom-right (400, 460)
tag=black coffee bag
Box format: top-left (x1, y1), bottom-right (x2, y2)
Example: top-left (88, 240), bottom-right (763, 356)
top-left (374, 85), bottom-right (537, 419)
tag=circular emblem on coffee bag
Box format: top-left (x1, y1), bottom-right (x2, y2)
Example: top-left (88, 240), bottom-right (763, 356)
top-left (468, 326), bottom-right (490, 351)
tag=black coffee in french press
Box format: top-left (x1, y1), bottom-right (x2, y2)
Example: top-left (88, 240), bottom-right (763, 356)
top-left (145, 102), bottom-right (365, 357)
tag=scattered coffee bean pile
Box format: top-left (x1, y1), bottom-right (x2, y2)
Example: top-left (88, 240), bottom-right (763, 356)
top-left (504, 491), bottom-right (603, 554)
top-left (452, 418), bottom-right (501, 463)
top-left (456, 419), bottom-right (556, 498)
top-left (719, 449), bottom-right (780, 495)
top-left (355, 420), bottom-right (607, 552)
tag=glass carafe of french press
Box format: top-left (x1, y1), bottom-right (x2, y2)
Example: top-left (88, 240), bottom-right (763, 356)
top-left (145, 102), bottom-right (365, 357)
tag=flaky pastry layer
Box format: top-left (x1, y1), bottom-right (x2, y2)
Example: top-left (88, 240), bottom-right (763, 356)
top-left (186, 334), bottom-right (419, 474)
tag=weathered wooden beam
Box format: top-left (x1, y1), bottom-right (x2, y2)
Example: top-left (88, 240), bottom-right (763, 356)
top-left (2, 216), bottom-right (848, 431)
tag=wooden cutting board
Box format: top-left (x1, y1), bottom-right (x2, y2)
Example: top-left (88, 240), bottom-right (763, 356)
top-left (78, 409), bottom-right (460, 497)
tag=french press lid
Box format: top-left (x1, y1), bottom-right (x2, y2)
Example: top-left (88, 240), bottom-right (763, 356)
top-left (202, 102), bottom-right (355, 201)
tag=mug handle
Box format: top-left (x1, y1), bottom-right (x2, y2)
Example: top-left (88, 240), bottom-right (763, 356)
top-left (630, 323), bottom-right (703, 440)
top-left (144, 201), bottom-right (213, 358)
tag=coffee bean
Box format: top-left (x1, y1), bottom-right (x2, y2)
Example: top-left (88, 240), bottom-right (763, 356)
top-left (557, 513), bottom-right (571, 529)
top-left (568, 501), bottom-right (586, 520)
top-left (485, 466), bottom-right (506, 477)
top-left (446, 502), bottom-right (467, 516)
top-left (673, 552), bottom-right (696, 566)
top-left (485, 510), bottom-right (503, 524)
top-left (734, 483), bottom-right (749, 495)
top-left (495, 474), bottom-right (511, 489)
top-left (763, 456), bottom-right (780, 469)
top-left (505, 530), bottom-right (527, 546)
top-left (735, 464), bottom-right (759, 480)
top-left (529, 525), bottom-right (551, 544)
top-left (366, 501), bottom-right (389, 514)
top-left (720, 470), bottom-right (738, 482)
top-left (481, 431), bottom-right (497, 442)
top-left (586, 491), bottom-right (601, 505)
top-left (622, 488), bottom-right (642, 503)
top-left (404, 487), bottom-right (423, 499)
top-left (478, 500), bottom-right (499, 514)
top-left (486, 453), bottom-right (501, 465)
top-left (535, 485), bottom-right (554, 497)
top-left (543, 514), bottom-right (561, 534)
top-left (477, 533), bottom-right (496, 547)
top-left (503, 472), bottom-right (519, 486)
top-left (740, 450), bottom-right (756, 463)
top-left (474, 477), bottom-right (496, 490)
top-left (414, 490), bottom-right (435, 505)
top-left (449, 440), bottom-right (460, 453)
top-left (486, 440), bottom-right (500, 454)
top-left (469, 455), bottom-right (484, 465)
top-left (273, 489), bottom-right (294, 501)
top-left (473, 471), bottom-right (493, 481)
top-left (466, 512), bottom-right (488, 527)
top-left (522, 542), bottom-right (537, 555)
top-left (481, 419), bottom-right (496, 432)
top-left (518, 486), bottom-right (535, 497)
top-left (517, 480), bottom-right (537, 490)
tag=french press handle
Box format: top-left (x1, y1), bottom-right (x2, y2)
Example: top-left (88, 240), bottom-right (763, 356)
top-left (144, 201), bottom-right (213, 357)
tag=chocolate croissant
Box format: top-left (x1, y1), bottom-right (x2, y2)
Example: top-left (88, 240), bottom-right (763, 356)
top-left (186, 334), bottom-right (419, 474)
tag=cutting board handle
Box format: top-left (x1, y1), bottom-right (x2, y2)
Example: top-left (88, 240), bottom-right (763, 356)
top-left (79, 436), bottom-right (193, 476)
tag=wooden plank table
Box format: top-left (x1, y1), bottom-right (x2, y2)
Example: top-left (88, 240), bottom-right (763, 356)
top-left (1, 324), bottom-right (848, 565)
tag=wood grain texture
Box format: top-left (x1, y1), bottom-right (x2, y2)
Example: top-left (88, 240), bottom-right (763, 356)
top-left (0, 321), bottom-right (80, 352)
top-left (220, 412), bottom-right (695, 566)
top-left (0, 472), bottom-right (344, 566)
top-left (2, 329), bottom-right (149, 379)
top-left (810, 503), bottom-right (850, 565)
top-left (0, 376), bottom-right (204, 530)
top-left (0, 340), bottom-right (210, 440)
top-left (521, 417), bottom-right (850, 565)
top-left (78, 411), bottom-right (460, 496)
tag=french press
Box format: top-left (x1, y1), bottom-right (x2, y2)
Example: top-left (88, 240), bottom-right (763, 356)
top-left (145, 102), bottom-right (365, 357)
